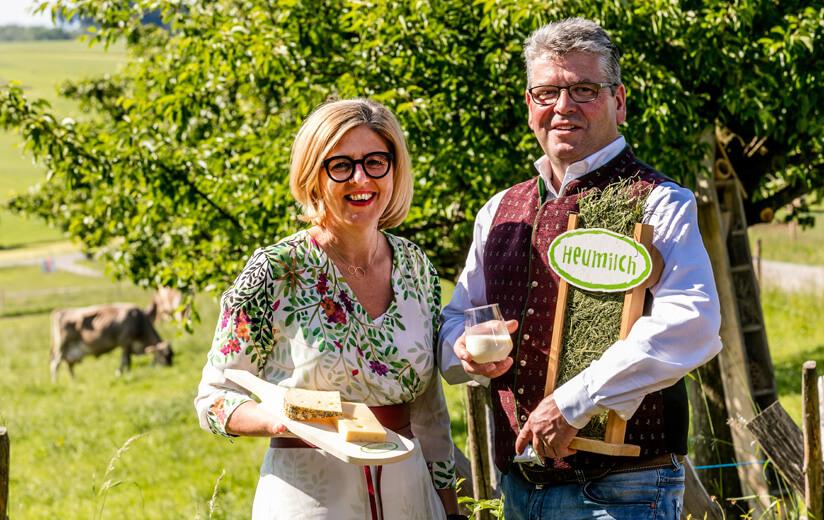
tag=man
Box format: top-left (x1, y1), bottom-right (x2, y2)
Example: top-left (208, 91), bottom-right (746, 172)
top-left (438, 17), bottom-right (722, 519)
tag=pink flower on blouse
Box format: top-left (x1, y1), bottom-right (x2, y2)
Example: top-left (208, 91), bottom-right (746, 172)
top-left (220, 308), bottom-right (231, 329)
top-left (210, 397), bottom-right (227, 423)
top-left (220, 339), bottom-right (241, 356)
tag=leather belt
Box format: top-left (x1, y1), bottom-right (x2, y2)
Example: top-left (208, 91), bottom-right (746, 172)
top-left (518, 453), bottom-right (684, 487)
top-left (270, 402), bottom-right (413, 449)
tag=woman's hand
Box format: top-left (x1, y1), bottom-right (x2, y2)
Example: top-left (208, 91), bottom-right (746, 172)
top-left (225, 400), bottom-right (288, 437)
top-left (452, 319), bottom-right (518, 379)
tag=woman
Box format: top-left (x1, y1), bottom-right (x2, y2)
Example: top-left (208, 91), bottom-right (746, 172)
top-left (194, 98), bottom-right (464, 520)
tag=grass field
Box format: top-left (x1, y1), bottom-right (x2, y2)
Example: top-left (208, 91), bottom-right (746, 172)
top-left (0, 265), bottom-right (467, 519)
top-left (749, 211), bottom-right (824, 265)
top-left (1, 283), bottom-right (267, 519)
top-left (0, 39), bottom-right (126, 250)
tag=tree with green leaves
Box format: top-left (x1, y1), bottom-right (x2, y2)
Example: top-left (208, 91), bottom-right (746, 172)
top-left (2, 0), bottom-right (822, 295)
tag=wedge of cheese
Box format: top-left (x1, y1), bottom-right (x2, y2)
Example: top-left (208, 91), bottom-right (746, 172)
top-left (332, 402), bottom-right (387, 443)
top-left (283, 388), bottom-right (343, 421)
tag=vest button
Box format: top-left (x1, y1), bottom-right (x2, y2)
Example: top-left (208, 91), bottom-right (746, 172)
top-left (517, 388), bottom-right (524, 395)
top-left (531, 281), bottom-right (538, 288)
top-left (522, 334), bottom-right (530, 341)
top-left (520, 415), bottom-right (528, 422)
top-left (520, 359), bottom-right (527, 366)
top-left (526, 308), bottom-right (534, 316)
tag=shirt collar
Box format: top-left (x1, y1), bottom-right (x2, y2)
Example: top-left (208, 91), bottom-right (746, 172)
top-left (535, 136), bottom-right (627, 198)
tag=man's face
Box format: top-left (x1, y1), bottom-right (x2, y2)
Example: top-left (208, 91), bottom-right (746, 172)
top-left (526, 51), bottom-right (626, 173)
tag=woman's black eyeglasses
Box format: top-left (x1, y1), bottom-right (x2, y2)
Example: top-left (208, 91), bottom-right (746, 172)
top-left (322, 152), bottom-right (394, 183)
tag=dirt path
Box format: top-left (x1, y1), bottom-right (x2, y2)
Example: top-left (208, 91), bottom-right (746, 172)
top-left (0, 250), bottom-right (102, 277)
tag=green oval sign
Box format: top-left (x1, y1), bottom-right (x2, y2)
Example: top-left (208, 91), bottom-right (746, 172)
top-left (547, 228), bottom-right (652, 292)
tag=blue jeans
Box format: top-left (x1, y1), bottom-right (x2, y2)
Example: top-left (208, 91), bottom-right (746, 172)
top-left (501, 455), bottom-right (685, 520)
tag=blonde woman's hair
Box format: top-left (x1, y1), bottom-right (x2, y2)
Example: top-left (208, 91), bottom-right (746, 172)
top-left (289, 98), bottom-right (413, 229)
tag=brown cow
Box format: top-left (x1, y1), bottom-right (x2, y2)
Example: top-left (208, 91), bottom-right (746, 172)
top-left (50, 303), bottom-right (173, 381)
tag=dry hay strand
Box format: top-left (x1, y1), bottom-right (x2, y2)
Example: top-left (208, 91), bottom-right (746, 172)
top-left (555, 178), bottom-right (651, 439)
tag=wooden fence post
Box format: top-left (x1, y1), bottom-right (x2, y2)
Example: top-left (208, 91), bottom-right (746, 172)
top-left (681, 456), bottom-right (725, 520)
top-left (747, 401), bottom-right (806, 495)
top-left (802, 361), bottom-right (823, 520)
top-left (464, 381), bottom-right (494, 520)
top-left (753, 238), bottom-right (761, 283)
top-left (1, 427), bottom-right (9, 520)
top-left (818, 375), bottom-right (824, 454)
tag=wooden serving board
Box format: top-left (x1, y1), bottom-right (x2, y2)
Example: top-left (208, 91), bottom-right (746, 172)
top-left (224, 369), bottom-right (415, 466)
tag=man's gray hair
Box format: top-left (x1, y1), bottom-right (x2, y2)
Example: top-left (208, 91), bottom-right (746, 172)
top-left (523, 18), bottom-right (621, 88)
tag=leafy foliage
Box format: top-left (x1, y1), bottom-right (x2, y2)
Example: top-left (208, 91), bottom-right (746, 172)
top-left (1, 0), bottom-right (823, 305)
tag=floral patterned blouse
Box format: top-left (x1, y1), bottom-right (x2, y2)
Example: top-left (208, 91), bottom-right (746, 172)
top-left (194, 229), bottom-right (456, 488)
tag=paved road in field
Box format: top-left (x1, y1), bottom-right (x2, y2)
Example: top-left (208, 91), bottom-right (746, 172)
top-left (0, 251), bottom-right (102, 277)
top-left (756, 259), bottom-right (824, 292)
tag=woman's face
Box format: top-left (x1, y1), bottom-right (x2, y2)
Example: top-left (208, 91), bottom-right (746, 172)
top-left (320, 125), bottom-right (394, 233)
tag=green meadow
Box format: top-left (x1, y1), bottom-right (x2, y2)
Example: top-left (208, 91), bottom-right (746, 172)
top-left (0, 39), bottom-right (126, 249)
top-left (1, 39), bottom-right (823, 519)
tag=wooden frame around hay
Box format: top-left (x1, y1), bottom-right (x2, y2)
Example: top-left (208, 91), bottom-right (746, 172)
top-left (544, 213), bottom-right (662, 457)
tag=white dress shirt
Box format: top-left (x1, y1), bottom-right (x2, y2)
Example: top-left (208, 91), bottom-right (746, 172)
top-left (439, 136), bottom-right (723, 429)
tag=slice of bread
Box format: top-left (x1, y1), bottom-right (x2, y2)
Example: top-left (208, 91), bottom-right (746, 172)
top-left (283, 388), bottom-right (343, 420)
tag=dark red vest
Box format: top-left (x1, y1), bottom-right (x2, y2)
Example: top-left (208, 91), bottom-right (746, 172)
top-left (484, 147), bottom-right (688, 474)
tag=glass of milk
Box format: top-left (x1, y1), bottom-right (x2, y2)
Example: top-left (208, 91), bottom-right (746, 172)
top-left (464, 303), bottom-right (513, 363)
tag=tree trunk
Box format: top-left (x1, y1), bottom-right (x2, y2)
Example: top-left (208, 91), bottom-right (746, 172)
top-left (693, 138), bottom-right (772, 515)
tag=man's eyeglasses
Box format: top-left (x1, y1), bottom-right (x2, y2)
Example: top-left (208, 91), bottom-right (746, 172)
top-left (322, 152), bottom-right (394, 183)
top-left (527, 82), bottom-right (618, 106)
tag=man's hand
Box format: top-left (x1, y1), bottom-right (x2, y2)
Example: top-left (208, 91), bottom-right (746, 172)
top-left (514, 394), bottom-right (579, 459)
top-left (453, 319), bottom-right (518, 378)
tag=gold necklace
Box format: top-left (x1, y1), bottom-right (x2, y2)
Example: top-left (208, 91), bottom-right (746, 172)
top-left (325, 233), bottom-right (379, 280)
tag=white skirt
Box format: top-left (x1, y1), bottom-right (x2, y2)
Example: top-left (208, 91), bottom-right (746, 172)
top-left (251, 437), bottom-right (447, 520)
